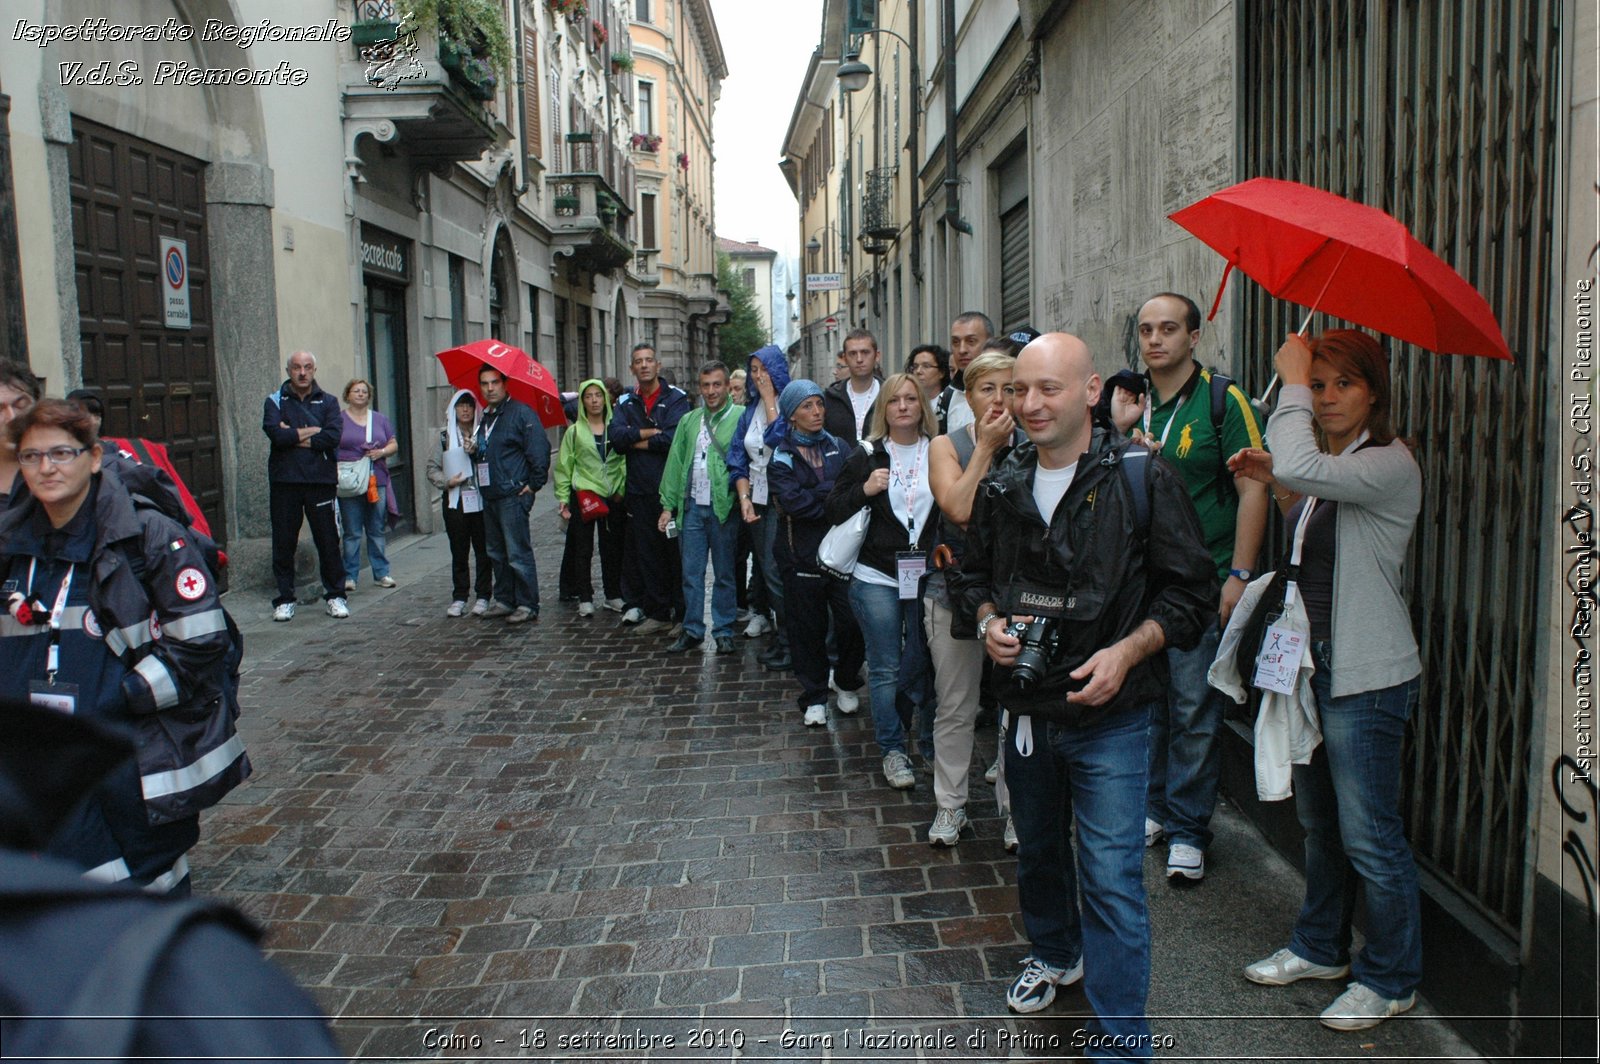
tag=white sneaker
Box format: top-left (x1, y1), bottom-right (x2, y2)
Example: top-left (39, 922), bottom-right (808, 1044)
top-left (1003, 816), bottom-right (1019, 853)
top-left (272, 602), bottom-right (295, 622)
top-left (326, 597), bottom-right (350, 619)
top-left (802, 704), bottom-right (827, 727)
top-left (344, 579), bottom-right (356, 592)
top-left (374, 575), bottom-right (397, 588)
top-left (743, 613), bottom-right (771, 637)
top-left (603, 598), bottom-right (625, 613)
top-left (985, 753), bottom-right (1001, 785)
top-left (927, 806), bottom-right (968, 847)
top-left (1144, 817), bottom-right (1165, 847)
top-left (621, 607), bottom-right (645, 625)
top-left (1319, 982), bottom-right (1416, 1031)
top-left (830, 672), bottom-right (861, 715)
top-left (471, 598), bottom-right (490, 617)
top-left (577, 601), bottom-right (595, 617)
top-left (1243, 948), bottom-right (1351, 987)
top-left (881, 751), bottom-right (915, 789)
top-left (735, 607), bottom-right (754, 624)
top-left (1166, 843), bottom-right (1204, 881)
top-left (446, 600), bottom-right (466, 618)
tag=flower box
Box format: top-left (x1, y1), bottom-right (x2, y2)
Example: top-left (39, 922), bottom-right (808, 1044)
top-left (351, 18), bottom-right (398, 46)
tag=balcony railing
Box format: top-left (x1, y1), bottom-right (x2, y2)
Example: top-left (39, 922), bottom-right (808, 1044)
top-left (859, 168), bottom-right (899, 247)
top-left (547, 172), bottom-right (635, 274)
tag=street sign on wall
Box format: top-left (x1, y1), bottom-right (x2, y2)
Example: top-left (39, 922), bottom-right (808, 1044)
top-left (160, 236), bottom-right (191, 329)
top-left (806, 273), bottom-right (843, 292)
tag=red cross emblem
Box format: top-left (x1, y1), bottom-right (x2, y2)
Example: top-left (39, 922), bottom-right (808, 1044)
top-left (175, 566), bottom-right (208, 601)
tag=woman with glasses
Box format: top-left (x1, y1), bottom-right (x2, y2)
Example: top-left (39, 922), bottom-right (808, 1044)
top-left (907, 345), bottom-right (951, 432)
top-left (0, 399), bottom-right (246, 895)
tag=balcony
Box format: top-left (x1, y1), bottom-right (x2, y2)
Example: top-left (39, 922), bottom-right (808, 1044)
top-left (341, 16), bottom-right (505, 172)
top-left (859, 168), bottom-right (899, 250)
top-left (548, 172), bottom-right (635, 275)
top-left (634, 249), bottom-right (661, 286)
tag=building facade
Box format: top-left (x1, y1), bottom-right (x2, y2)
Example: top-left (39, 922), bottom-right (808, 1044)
top-left (0, 0), bottom-right (724, 572)
top-left (715, 236), bottom-right (776, 340)
top-left (782, 0), bottom-right (1592, 1057)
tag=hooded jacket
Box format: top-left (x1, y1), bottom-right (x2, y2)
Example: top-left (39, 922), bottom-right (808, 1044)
top-left (261, 380), bottom-right (341, 485)
top-left (659, 396), bottom-right (743, 523)
top-left (554, 379), bottom-right (626, 501)
top-left (768, 429), bottom-right (851, 575)
top-left (952, 428), bottom-right (1217, 726)
top-left (608, 381), bottom-right (691, 495)
top-left (823, 376), bottom-right (881, 446)
top-left (425, 389), bottom-right (483, 510)
top-left (726, 345), bottom-right (792, 494)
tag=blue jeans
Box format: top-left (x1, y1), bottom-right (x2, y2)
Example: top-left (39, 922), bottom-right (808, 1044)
top-left (1147, 617), bottom-right (1223, 849)
top-left (1007, 707), bottom-right (1153, 1060)
top-left (483, 492), bottom-right (539, 612)
top-left (338, 488), bottom-right (389, 584)
top-left (848, 579), bottom-right (934, 759)
top-left (680, 503), bottom-right (739, 640)
top-left (1289, 642), bottom-right (1422, 999)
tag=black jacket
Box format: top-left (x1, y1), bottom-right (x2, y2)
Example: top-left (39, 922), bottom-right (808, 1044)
top-left (953, 428), bottom-right (1217, 725)
top-left (824, 439), bottom-right (939, 580)
top-left (768, 431), bottom-right (851, 575)
top-left (474, 397), bottom-right (550, 502)
top-left (823, 378), bottom-right (880, 446)
top-left (608, 383), bottom-right (691, 494)
top-left (261, 381), bottom-right (341, 485)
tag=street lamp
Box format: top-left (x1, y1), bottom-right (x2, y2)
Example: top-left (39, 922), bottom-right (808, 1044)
top-left (836, 48), bottom-right (872, 93)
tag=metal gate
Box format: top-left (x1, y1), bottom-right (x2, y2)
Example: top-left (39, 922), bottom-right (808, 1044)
top-left (1238, 0), bottom-right (1561, 930)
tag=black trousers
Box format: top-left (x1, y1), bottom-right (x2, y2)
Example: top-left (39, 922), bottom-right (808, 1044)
top-left (621, 491), bottom-right (680, 621)
top-left (443, 499), bottom-right (492, 602)
top-left (558, 491), bottom-right (624, 603)
top-left (270, 481), bottom-right (344, 605)
top-left (783, 567), bottom-right (865, 710)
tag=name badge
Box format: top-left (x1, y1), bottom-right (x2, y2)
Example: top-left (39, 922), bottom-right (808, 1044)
top-left (475, 461), bottom-right (491, 488)
top-left (1251, 622), bottom-right (1307, 695)
top-left (29, 679), bottom-right (79, 715)
top-left (896, 551), bottom-right (927, 601)
top-left (459, 484), bottom-right (483, 514)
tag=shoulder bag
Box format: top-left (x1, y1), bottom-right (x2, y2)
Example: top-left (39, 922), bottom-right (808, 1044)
top-left (337, 415), bottom-right (373, 498)
top-left (817, 440), bottom-right (875, 579)
top-left (1232, 496), bottom-right (1316, 683)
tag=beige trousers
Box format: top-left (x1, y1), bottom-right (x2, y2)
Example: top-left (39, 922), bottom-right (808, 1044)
top-left (923, 596), bottom-right (986, 809)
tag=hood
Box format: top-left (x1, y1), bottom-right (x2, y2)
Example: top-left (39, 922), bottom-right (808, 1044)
top-left (745, 345), bottom-right (791, 405)
top-left (575, 377), bottom-right (614, 422)
top-left (445, 388), bottom-right (481, 449)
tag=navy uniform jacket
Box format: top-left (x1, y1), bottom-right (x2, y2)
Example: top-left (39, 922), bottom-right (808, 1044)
top-left (608, 383), bottom-right (690, 495)
top-left (261, 380), bottom-right (341, 485)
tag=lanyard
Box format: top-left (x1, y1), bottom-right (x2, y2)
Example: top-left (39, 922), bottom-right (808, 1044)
top-left (479, 406), bottom-right (503, 445)
top-left (1141, 364), bottom-right (1204, 450)
top-left (890, 439), bottom-right (928, 540)
top-left (1281, 429), bottom-right (1370, 607)
top-left (27, 558), bottom-right (75, 682)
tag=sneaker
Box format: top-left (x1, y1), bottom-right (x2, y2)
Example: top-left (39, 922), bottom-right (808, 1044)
top-left (621, 607), bottom-right (645, 625)
top-left (1006, 954), bottom-right (1083, 1014)
top-left (272, 602), bottom-right (295, 622)
top-left (636, 618), bottom-right (672, 636)
top-left (344, 579), bottom-right (356, 592)
top-left (1243, 948), bottom-right (1351, 987)
top-left (1003, 816), bottom-right (1019, 854)
top-left (830, 672), bottom-right (861, 715)
top-left (326, 597), bottom-right (350, 619)
top-left (1319, 982), bottom-right (1416, 1031)
top-left (480, 601), bottom-right (513, 620)
top-left (1166, 843), bottom-right (1205, 882)
top-left (763, 650), bottom-right (793, 672)
top-left (577, 601), bottom-right (595, 617)
top-left (470, 598), bottom-right (491, 617)
top-left (446, 600), bottom-right (466, 618)
top-left (714, 636), bottom-right (736, 654)
top-left (735, 607), bottom-right (754, 624)
top-left (506, 607), bottom-right (536, 625)
top-left (803, 704), bottom-right (827, 727)
top-left (882, 751), bottom-right (915, 790)
top-left (1145, 817), bottom-right (1166, 848)
top-left (743, 613), bottom-right (771, 637)
top-left (927, 806), bottom-right (969, 847)
top-left (985, 753), bottom-right (1001, 785)
top-left (375, 575), bottom-right (397, 588)
top-left (665, 633), bottom-right (703, 654)
top-left (603, 598), bottom-right (625, 613)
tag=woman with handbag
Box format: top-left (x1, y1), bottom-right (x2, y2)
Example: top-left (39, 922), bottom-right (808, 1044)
top-left (335, 379), bottom-right (398, 591)
top-left (425, 390), bottom-right (493, 617)
top-left (554, 379), bottom-right (626, 617)
top-left (0, 399), bottom-right (247, 895)
top-left (826, 373), bottom-right (939, 790)
top-left (768, 380), bottom-right (865, 728)
top-left (1226, 329), bottom-right (1424, 1032)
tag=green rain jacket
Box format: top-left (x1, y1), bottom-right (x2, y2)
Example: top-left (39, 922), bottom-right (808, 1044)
top-left (554, 379), bottom-right (626, 500)
top-left (659, 399), bottom-right (741, 522)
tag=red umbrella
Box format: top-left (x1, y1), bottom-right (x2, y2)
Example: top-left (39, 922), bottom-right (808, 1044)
top-left (435, 339), bottom-right (565, 428)
top-left (1170, 177), bottom-right (1512, 362)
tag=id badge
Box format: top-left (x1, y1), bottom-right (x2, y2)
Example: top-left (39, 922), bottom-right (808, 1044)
top-left (475, 461), bottom-right (491, 488)
top-left (895, 551), bottom-right (927, 601)
top-left (29, 679), bottom-right (79, 714)
top-left (459, 484), bottom-right (483, 514)
top-left (1251, 622), bottom-right (1307, 695)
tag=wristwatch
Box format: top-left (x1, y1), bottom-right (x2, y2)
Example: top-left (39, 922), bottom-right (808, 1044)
top-left (976, 611), bottom-right (1001, 640)
top-left (1228, 568), bottom-right (1254, 581)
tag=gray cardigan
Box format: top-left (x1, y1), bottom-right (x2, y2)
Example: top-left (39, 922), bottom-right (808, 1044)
top-left (1267, 384), bottom-right (1422, 698)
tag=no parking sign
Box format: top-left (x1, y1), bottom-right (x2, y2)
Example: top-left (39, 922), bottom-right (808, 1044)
top-left (160, 236), bottom-right (191, 330)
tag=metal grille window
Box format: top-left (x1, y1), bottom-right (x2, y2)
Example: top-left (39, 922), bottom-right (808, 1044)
top-left (1239, 0), bottom-right (1560, 929)
top-left (861, 168), bottom-right (897, 248)
top-left (996, 149), bottom-right (1030, 334)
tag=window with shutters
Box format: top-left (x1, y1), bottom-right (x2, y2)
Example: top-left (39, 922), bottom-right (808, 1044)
top-left (523, 24), bottom-right (541, 160)
top-left (995, 148), bottom-right (1030, 333)
top-left (640, 192), bottom-right (657, 249)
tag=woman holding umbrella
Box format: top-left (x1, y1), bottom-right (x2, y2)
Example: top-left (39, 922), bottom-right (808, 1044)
top-left (1227, 329), bottom-right (1423, 1032)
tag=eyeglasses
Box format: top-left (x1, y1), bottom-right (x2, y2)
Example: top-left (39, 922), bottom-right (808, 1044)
top-left (17, 445), bottom-right (90, 467)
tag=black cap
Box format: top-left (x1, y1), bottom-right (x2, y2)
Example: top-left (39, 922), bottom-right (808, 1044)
top-left (1006, 327), bottom-right (1041, 346)
top-left (65, 388), bottom-right (104, 418)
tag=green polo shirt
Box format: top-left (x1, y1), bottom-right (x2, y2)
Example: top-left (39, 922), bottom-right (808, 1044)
top-left (1145, 365), bottom-right (1265, 579)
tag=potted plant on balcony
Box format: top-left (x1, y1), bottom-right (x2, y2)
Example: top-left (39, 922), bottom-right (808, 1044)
top-left (457, 55), bottom-right (498, 100)
top-left (548, 0), bottom-right (586, 20)
top-left (400, 0), bottom-right (512, 73)
top-left (676, 150), bottom-right (690, 171)
top-left (610, 52), bottom-right (634, 74)
top-left (630, 132), bottom-right (661, 153)
top-left (591, 19), bottom-right (608, 48)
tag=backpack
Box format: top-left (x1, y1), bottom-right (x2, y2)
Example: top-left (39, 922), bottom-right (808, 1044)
top-left (110, 457), bottom-right (230, 594)
top-left (1206, 370), bottom-right (1238, 507)
top-left (1120, 443), bottom-right (1152, 536)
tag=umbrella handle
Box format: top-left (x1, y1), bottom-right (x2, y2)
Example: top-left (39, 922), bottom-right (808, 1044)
top-left (1256, 275), bottom-right (1334, 415)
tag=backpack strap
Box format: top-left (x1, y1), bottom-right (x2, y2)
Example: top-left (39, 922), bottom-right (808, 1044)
top-left (1121, 444), bottom-right (1152, 537)
top-left (1208, 370), bottom-right (1239, 504)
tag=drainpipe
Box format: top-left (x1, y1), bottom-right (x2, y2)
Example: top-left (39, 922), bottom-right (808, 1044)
top-left (510, 0), bottom-right (531, 197)
top-left (908, 0), bottom-right (922, 282)
top-left (942, 0), bottom-right (971, 235)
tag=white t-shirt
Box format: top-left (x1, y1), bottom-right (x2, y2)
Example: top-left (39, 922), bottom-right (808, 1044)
top-left (743, 406), bottom-right (771, 505)
top-left (857, 438), bottom-right (934, 587)
top-left (1032, 461), bottom-right (1078, 524)
top-left (690, 419), bottom-right (712, 506)
top-left (847, 379), bottom-right (880, 439)
top-left (945, 389), bottom-right (973, 433)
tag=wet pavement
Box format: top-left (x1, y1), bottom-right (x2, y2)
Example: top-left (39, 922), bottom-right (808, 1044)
top-left (199, 495), bottom-right (1483, 1061)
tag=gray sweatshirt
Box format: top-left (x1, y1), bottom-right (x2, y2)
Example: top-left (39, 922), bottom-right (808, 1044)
top-left (1267, 384), bottom-right (1422, 698)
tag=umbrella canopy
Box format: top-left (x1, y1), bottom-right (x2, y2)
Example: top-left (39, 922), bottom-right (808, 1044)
top-left (1169, 177), bottom-right (1511, 361)
top-left (435, 339), bottom-right (566, 427)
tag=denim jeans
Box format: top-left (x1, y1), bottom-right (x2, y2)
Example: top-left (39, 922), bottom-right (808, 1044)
top-left (1146, 617), bottom-right (1223, 849)
top-left (680, 502), bottom-right (739, 640)
top-left (848, 579), bottom-right (933, 759)
top-left (483, 491), bottom-right (539, 612)
top-left (1007, 706), bottom-right (1153, 1060)
top-left (338, 488), bottom-right (389, 585)
top-left (1289, 641), bottom-right (1422, 1000)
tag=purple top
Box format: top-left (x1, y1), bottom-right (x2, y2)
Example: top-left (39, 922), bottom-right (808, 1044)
top-left (337, 409), bottom-right (396, 488)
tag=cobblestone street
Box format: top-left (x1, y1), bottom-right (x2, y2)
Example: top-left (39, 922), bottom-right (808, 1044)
top-left (196, 503), bottom-right (1481, 1062)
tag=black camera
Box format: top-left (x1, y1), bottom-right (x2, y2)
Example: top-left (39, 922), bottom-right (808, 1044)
top-left (1004, 617), bottom-right (1060, 692)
